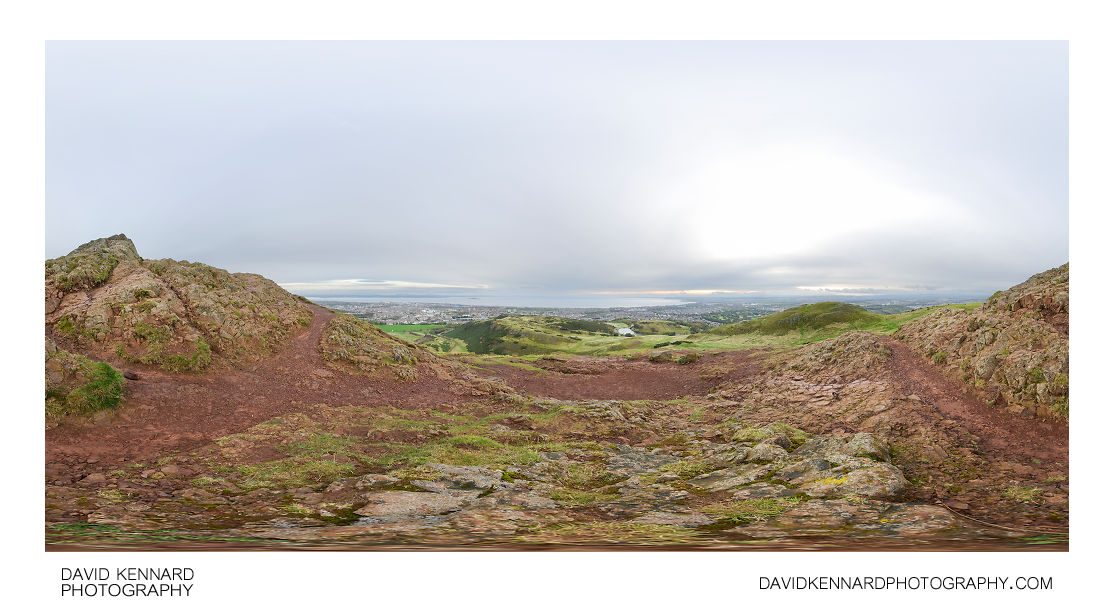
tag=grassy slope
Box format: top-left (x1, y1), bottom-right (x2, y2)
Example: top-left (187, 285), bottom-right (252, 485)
top-left (707, 302), bottom-right (885, 336)
top-left (687, 302), bottom-right (981, 350)
top-left (374, 324), bottom-right (453, 347)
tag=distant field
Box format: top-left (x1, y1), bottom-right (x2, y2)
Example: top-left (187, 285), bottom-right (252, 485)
top-left (376, 324), bottom-right (448, 333)
top-left (374, 323), bottom-right (452, 346)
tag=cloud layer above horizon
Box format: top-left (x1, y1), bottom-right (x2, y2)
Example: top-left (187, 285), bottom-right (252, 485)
top-left (47, 41), bottom-right (1067, 297)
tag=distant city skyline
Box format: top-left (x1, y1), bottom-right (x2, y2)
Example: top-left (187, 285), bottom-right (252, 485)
top-left (47, 41), bottom-right (1067, 298)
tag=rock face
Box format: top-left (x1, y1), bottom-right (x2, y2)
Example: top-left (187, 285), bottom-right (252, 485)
top-left (894, 264), bottom-right (1068, 419)
top-left (45, 234), bottom-right (314, 372)
top-left (685, 432), bottom-right (910, 501)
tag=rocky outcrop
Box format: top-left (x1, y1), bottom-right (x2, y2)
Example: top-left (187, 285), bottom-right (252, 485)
top-left (319, 314), bottom-right (438, 380)
top-left (893, 264), bottom-right (1068, 418)
top-left (55, 428), bottom-right (944, 544)
top-left (781, 331), bottom-right (892, 378)
top-left (985, 264), bottom-right (1069, 332)
top-left (45, 234), bottom-right (314, 372)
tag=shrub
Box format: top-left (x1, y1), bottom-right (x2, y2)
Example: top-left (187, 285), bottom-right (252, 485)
top-left (55, 316), bottom-right (78, 337)
top-left (51, 360), bottom-right (125, 415)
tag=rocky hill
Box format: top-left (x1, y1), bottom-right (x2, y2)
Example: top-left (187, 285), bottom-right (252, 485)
top-left (893, 264), bottom-right (1068, 419)
top-left (46, 234), bottom-right (314, 372)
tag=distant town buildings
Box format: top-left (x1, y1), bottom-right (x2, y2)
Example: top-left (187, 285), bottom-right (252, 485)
top-left (315, 296), bottom-right (976, 327)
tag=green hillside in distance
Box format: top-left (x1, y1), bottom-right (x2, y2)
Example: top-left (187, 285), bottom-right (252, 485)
top-left (695, 301), bottom-right (982, 347)
top-left (707, 302), bottom-right (884, 336)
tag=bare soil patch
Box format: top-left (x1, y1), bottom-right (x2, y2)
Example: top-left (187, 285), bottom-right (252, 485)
top-left (459, 351), bottom-right (763, 401)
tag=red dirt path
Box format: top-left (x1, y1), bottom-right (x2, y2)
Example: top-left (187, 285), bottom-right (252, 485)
top-left (882, 337), bottom-right (1068, 466)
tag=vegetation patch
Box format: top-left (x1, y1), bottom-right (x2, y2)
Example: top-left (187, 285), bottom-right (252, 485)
top-left (236, 458), bottom-right (356, 490)
top-left (556, 462), bottom-right (623, 490)
top-left (158, 337), bottom-right (213, 372)
top-left (730, 421), bottom-right (808, 448)
top-left (1004, 486), bottom-right (1045, 503)
top-left (659, 459), bottom-right (719, 480)
top-left (701, 496), bottom-right (806, 524)
top-left (550, 488), bottom-right (619, 506)
top-left (45, 243), bottom-right (123, 291)
top-left (706, 303), bottom-right (884, 337)
top-left (45, 350), bottom-right (125, 418)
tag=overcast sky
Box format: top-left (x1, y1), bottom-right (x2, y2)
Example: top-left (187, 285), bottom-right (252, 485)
top-left (46, 41), bottom-right (1067, 300)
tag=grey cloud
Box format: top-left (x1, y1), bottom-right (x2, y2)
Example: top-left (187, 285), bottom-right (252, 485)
top-left (47, 41), bottom-right (1066, 299)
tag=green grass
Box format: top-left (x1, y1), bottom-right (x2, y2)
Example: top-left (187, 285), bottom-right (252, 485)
top-left (551, 488), bottom-right (619, 506)
top-left (372, 434), bottom-right (545, 471)
top-left (236, 458), bottom-right (355, 490)
top-left (433, 438), bottom-right (543, 467)
top-left (556, 462), bottom-right (623, 490)
top-left (46, 353), bottom-right (125, 417)
top-left (701, 497), bottom-right (807, 524)
top-left (68, 362), bottom-right (125, 412)
top-left (161, 337), bottom-right (212, 372)
top-left (1004, 486), bottom-right (1045, 503)
top-left (377, 324), bottom-right (449, 334)
top-left (658, 459), bottom-right (718, 480)
top-left (283, 433), bottom-right (357, 456)
top-left (442, 319), bottom-right (520, 354)
top-left (54, 316), bottom-right (78, 337)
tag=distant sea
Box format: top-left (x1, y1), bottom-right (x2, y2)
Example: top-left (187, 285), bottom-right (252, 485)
top-left (305, 295), bottom-right (694, 309)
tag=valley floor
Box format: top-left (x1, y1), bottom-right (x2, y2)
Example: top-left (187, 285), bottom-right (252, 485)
top-left (45, 306), bottom-right (1068, 551)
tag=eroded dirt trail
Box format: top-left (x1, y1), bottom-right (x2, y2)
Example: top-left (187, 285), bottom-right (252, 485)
top-left (882, 337), bottom-right (1068, 466)
top-left (45, 306), bottom-right (453, 470)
